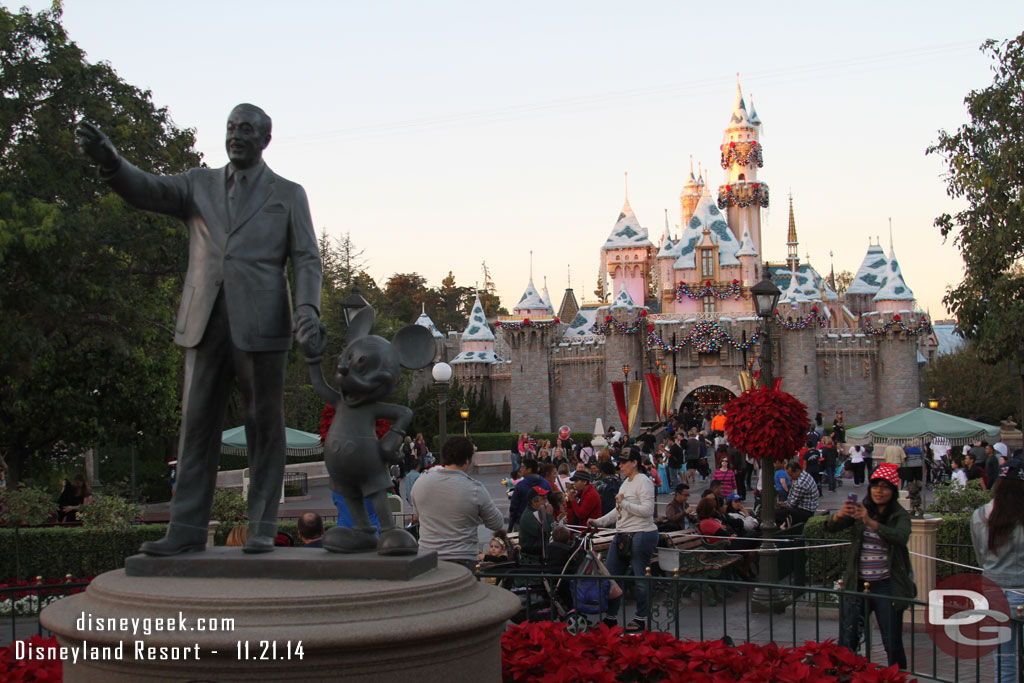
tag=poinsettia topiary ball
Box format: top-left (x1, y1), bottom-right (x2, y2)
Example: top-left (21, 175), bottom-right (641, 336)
top-left (724, 386), bottom-right (808, 461)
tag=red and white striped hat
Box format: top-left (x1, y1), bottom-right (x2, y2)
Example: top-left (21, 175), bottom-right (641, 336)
top-left (870, 463), bottom-right (900, 488)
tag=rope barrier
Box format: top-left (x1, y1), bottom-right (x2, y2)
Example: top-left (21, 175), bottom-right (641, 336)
top-left (908, 550), bottom-right (982, 572)
top-left (674, 541), bottom-right (853, 554)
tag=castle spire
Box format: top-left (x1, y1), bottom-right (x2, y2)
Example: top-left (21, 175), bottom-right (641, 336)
top-left (786, 193), bottom-right (799, 271)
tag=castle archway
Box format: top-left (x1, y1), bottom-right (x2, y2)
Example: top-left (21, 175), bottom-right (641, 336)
top-left (673, 375), bottom-right (743, 413)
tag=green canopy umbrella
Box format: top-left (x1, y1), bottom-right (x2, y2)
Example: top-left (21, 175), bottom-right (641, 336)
top-left (845, 407), bottom-right (1000, 447)
top-left (221, 426), bottom-right (323, 457)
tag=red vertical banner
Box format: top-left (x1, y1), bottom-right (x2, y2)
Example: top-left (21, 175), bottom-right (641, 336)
top-left (773, 377), bottom-right (783, 391)
top-left (611, 381), bottom-right (629, 435)
top-left (645, 373), bottom-right (663, 419)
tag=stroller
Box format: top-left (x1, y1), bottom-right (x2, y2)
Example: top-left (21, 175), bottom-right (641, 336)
top-left (498, 527), bottom-right (613, 634)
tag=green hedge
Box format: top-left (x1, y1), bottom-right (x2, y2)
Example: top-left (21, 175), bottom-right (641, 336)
top-left (432, 432), bottom-right (595, 453)
top-left (801, 511), bottom-right (978, 586)
top-left (0, 525), bottom-right (168, 582)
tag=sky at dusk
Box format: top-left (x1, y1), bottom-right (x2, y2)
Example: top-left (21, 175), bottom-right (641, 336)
top-left (13, 1), bottom-right (1024, 324)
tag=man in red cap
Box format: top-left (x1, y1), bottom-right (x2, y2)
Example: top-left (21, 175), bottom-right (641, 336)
top-left (565, 470), bottom-right (601, 527)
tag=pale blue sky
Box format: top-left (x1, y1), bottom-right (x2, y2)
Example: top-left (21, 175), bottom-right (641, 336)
top-left (14, 1), bottom-right (1024, 320)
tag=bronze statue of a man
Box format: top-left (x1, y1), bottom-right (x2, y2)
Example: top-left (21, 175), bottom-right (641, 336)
top-left (77, 104), bottom-right (323, 555)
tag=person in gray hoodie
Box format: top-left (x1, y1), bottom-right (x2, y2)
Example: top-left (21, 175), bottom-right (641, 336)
top-left (971, 455), bottom-right (1024, 683)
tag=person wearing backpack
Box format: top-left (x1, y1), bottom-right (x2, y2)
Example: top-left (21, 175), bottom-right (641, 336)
top-left (804, 445), bottom-right (823, 494)
top-left (593, 461), bottom-right (621, 516)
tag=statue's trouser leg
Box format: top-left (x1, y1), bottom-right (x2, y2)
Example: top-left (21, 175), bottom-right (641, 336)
top-left (235, 346), bottom-right (287, 541)
top-left (167, 296), bottom-right (235, 540)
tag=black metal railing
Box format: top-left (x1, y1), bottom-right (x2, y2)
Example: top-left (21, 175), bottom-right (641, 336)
top-left (1, 580), bottom-right (92, 647)
top-left (477, 567), bottom-right (1021, 683)
top-left (282, 471), bottom-right (309, 497)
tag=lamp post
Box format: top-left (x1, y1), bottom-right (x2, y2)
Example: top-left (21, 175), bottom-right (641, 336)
top-left (927, 397), bottom-right (939, 410)
top-left (432, 362), bottom-right (452, 451)
top-left (460, 404), bottom-right (470, 437)
top-left (340, 282), bottom-right (370, 326)
top-left (750, 277), bottom-right (783, 612)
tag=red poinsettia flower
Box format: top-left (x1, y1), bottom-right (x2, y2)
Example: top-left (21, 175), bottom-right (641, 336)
top-left (811, 306), bottom-right (818, 313)
top-left (375, 418), bottom-right (390, 439)
top-left (893, 314), bottom-right (901, 322)
top-left (639, 309), bottom-right (647, 317)
top-left (319, 403), bottom-right (336, 444)
top-left (732, 279), bottom-right (739, 284)
top-left (647, 324), bottom-right (655, 333)
top-left (724, 386), bottom-right (809, 461)
top-left (605, 315), bottom-right (612, 322)
top-left (553, 317), bottom-right (559, 323)
top-left (524, 318), bottom-right (531, 325)
top-left (705, 280), bottom-right (712, 286)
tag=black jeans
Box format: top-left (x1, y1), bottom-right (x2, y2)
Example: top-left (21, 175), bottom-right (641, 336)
top-left (851, 462), bottom-right (865, 485)
top-left (839, 577), bottom-right (907, 670)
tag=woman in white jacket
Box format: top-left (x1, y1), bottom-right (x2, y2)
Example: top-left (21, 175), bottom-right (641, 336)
top-left (590, 449), bottom-right (658, 634)
top-left (971, 455), bottom-right (1024, 682)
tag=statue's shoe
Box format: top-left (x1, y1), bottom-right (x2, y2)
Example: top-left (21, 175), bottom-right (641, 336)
top-left (323, 526), bottom-right (377, 553)
top-left (139, 535), bottom-right (206, 556)
top-left (377, 528), bottom-right (418, 556)
top-left (242, 535), bottom-right (275, 554)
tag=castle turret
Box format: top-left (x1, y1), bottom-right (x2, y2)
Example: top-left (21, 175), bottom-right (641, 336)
top-left (718, 77), bottom-right (768, 255)
top-left (846, 240), bottom-right (889, 317)
top-left (602, 189), bottom-right (654, 308)
top-left (873, 246), bottom-right (915, 312)
top-left (513, 277), bottom-right (554, 318)
top-left (451, 294), bottom-right (498, 365)
top-left (735, 219), bottom-right (759, 286)
top-left (680, 156), bottom-right (703, 229)
top-left (786, 194), bottom-right (800, 272)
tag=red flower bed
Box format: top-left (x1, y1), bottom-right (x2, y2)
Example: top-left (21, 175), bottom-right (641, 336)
top-left (0, 577), bottom-right (92, 601)
top-left (724, 386), bottom-right (808, 462)
top-left (501, 622), bottom-right (912, 682)
top-left (1, 635), bottom-right (62, 682)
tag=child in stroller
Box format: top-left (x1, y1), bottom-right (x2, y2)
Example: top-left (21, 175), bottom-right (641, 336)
top-left (490, 525), bottom-right (616, 634)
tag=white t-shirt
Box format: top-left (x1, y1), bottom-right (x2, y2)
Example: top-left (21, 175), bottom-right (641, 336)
top-left (952, 469), bottom-right (968, 487)
top-left (849, 446), bottom-right (865, 464)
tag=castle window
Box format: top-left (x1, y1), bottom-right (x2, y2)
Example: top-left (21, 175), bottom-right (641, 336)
top-left (701, 250), bottom-right (714, 278)
top-left (702, 295), bottom-right (715, 313)
top-left (738, 173), bottom-right (745, 181)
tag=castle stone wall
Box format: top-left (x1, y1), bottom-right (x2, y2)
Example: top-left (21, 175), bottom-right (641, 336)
top-left (505, 328), bottom-right (554, 432)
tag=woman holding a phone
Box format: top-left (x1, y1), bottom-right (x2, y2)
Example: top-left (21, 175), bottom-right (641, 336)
top-left (825, 463), bottom-right (913, 670)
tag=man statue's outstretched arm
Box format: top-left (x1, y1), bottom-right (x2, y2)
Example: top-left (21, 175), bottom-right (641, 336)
top-left (75, 120), bottom-right (190, 220)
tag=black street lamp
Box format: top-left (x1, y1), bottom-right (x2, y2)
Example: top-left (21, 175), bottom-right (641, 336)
top-left (432, 362), bottom-right (452, 451)
top-left (460, 404), bottom-right (470, 437)
top-left (750, 276), bottom-right (783, 612)
top-left (340, 282), bottom-right (370, 326)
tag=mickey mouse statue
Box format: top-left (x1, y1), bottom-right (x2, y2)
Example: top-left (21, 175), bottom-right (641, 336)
top-left (298, 304), bottom-right (434, 554)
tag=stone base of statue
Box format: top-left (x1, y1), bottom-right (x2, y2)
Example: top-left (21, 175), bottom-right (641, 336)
top-left (40, 549), bottom-right (519, 682)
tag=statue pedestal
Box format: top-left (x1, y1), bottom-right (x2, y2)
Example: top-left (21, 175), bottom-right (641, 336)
top-left (40, 551), bottom-right (519, 682)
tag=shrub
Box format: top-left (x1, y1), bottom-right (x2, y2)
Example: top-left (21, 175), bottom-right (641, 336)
top-left (0, 487), bottom-right (54, 528)
top-left (432, 432), bottom-right (595, 453)
top-left (0, 525), bottom-right (169, 581)
top-left (78, 495), bottom-right (143, 533)
top-left (210, 488), bottom-right (247, 533)
top-left (928, 480), bottom-right (990, 514)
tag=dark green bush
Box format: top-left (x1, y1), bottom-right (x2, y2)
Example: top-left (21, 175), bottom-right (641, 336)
top-left (801, 515), bottom-right (853, 586)
top-left (0, 525), bottom-right (169, 582)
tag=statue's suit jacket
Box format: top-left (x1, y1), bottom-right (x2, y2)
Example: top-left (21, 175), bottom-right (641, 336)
top-left (106, 159), bottom-right (322, 350)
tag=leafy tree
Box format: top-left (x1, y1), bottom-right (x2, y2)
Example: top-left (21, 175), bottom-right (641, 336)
top-left (927, 34), bottom-right (1024, 365)
top-left (434, 271), bottom-right (473, 333)
top-left (834, 270), bottom-right (854, 297)
top-left (0, 5), bottom-right (201, 485)
top-left (923, 345), bottom-right (1019, 426)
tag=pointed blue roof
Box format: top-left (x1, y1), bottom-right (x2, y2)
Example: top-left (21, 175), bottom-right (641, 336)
top-left (735, 223), bottom-right (758, 258)
top-left (461, 294), bottom-right (495, 341)
top-left (603, 199), bottom-right (653, 250)
top-left (847, 243), bottom-right (889, 295)
top-left (415, 309), bottom-right (444, 339)
top-left (513, 278), bottom-right (551, 314)
top-left (673, 194), bottom-right (740, 270)
top-left (874, 248), bottom-right (915, 301)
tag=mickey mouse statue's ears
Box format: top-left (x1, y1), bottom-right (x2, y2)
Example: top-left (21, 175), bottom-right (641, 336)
top-left (393, 324), bottom-right (434, 370)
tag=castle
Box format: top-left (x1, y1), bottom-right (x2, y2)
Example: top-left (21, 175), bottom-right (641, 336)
top-left (413, 81), bottom-right (938, 435)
